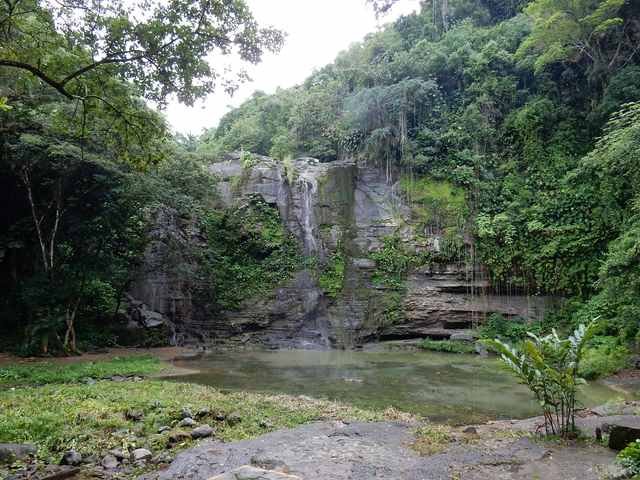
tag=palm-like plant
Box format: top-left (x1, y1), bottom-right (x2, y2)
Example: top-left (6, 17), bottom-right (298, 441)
top-left (483, 320), bottom-right (598, 437)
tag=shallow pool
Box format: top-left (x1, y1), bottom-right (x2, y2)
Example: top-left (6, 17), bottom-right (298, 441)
top-left (167, 349), bottom-right (631, 424)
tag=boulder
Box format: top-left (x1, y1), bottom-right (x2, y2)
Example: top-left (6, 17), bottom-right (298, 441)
top-left (191, 425), bottom-right (215, 439)
top-left (60, 450), bottom-right (82, 466)
top-left (108, 449), bottom-right (126, 460)
top-left (0, 444), bottom-right (37, 464)
top-left (179, 417), bottom-right (197, 428)
top-left (227, 412), bottom-right (242, 426)
top-left (101, 454), bottom-right (119, 470)
top-left (208, 466), bottom-right (301, 480)
top-left (131, 448), bottom-right (152, 462)
top-left (450, 332), bottom-right (475, 342)
top-left (608, 423), bottom-right (640, 450)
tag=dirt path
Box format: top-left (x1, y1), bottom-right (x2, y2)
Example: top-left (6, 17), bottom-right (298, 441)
top-left (0, 346), bottom-right (193, 367)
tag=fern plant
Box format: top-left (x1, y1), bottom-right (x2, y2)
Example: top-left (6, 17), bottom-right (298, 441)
top-left (483, 320), bottom-right (598, 437)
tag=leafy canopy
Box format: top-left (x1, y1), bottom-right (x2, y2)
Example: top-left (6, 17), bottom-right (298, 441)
top-left (0, 0), bottom-right (284, 105)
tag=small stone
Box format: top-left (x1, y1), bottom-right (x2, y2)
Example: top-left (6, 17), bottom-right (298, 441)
top-left (191, 425), bottom-right (214, 439)
top-left (167, 431), bottom-right (191, 447)
top-left (195, 407), bottom-right (211, 418)
top-left (152, 452), bottom-right (173, 465)
top-left (81, 377), bottom-right (97, 385)
top-left (209, 465), bottom-right (301, 480)
top-left (110, 375), bottom-right (126, 382)
top-left (125, 409), bottom-right (144, 422)
top-left (108, 449), bottom-right (126, 460)
top-left (226, 412), bottom-right (242, 426)
top-left (179, 417), bottom-right (196, 428)
top-left (215, 413), bottom-right (227, 422)
top-left (463, 426), bottom-right (478, 435)
top-left (0, 444), bottom-right (37, 464)
top-left (60, 450), bottom-right (82, 466)
top-left (250, 455), bottom-right (289, 473)
top-left (158, 426), bottom-right (171, 433)
top-left (180, 408), bottom-right (193, 419)
top-left (131, 448), bottom-right (152, 462)
top-left (475, 342), bottom-right (489, 357)
top-left (101, 454), bottom-right (119, 470)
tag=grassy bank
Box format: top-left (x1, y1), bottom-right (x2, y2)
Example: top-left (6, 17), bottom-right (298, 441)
top-left (0, 356), bottom-right (406, 471)
top-left (0, 355), bottom-right (162, 386)
top-left (419, 339), bottom-right (476, 354)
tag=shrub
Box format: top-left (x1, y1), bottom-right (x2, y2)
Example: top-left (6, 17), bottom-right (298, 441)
top-left (319, 251), bottom-right (346, 299)
top-left (478, 314), bottom-right (535, 343)
top-left (483, 321), bottom-right (597, 437)
top-left (580, 336), bottom-right (631, 379)
top-left (618, 439), bottom-right (640, 475)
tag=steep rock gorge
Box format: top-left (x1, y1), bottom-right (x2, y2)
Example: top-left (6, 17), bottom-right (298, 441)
top-left (129, 154), bottom-right (556, 348)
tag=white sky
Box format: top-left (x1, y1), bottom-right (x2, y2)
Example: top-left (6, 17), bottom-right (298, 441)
top-left (165, 0), bottom-right (421, 135)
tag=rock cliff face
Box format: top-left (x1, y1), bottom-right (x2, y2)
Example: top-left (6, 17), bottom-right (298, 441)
top-left (129, 154), bottom-right (556, 348)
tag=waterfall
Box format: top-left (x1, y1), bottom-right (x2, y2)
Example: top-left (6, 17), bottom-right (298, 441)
top-left (300, 176), bottom-right (317, 255)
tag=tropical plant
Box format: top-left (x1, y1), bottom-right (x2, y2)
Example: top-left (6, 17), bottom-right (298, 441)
top-left (483, 321), bottom-right (598, 437)
top-left (618, 439), bottom-right (640, 475)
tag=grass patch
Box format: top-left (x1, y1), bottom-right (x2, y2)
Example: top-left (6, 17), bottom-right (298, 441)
top-left (0, 356), bottom-right (163, 386)
top-left (411, 424), bottom-right (453, 455)
top-left (420, 339), bottom-right (476, 354)
top-left (0, 380), bottom-right (399, 464)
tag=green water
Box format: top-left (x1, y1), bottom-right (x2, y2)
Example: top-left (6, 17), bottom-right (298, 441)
top-left (168, 349), bottom-right (630, 424)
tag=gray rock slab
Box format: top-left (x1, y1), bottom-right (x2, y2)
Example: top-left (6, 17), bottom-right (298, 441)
top-left (149, 421), bottom-right (616, 480)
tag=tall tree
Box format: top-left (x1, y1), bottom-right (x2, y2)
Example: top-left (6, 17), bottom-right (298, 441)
top-left (0, 0), bottom-right (285, 106)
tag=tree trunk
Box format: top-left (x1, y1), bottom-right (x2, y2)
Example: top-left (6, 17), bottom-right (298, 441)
top-left (63, 299), bottom-right (80, 354)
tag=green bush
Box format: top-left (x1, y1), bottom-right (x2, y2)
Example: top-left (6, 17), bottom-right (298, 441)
top-left (319, 251), bottom-right (346, 299)
top-left (478, 314), bottom-right (543, 344)
top-left (580, 336), bottom-right (630, 379)
top-left (618, 439), bottom-right (640, 475)
top-left (198, 196), bottom-right (302, 311)
top-left (370, 235), bottom-right (416, 289)
top-left (420, 339), bottom-right (475, 354)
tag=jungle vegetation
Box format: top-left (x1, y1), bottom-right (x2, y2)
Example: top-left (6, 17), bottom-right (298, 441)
top-left (198, 0), bottom-right (640, 366)
top-left (1, 0), bottom-right (639, 374)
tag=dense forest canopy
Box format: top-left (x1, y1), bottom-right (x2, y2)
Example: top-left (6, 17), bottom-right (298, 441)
top-left (1, 0), bottom-right (639, 370)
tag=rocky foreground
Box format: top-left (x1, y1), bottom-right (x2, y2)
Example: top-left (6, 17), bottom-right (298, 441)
top-left (144, 405), bottom-right (640, 480)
